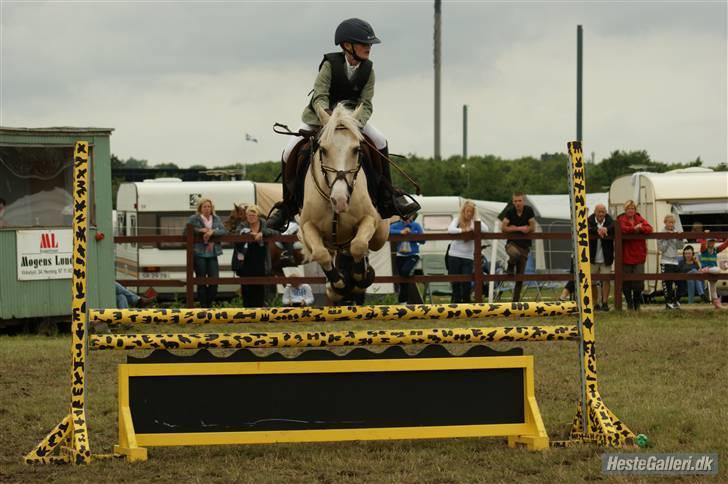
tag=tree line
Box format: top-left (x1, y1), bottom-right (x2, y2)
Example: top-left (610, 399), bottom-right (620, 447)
top-left (112, 151), bottom-right (726, 203)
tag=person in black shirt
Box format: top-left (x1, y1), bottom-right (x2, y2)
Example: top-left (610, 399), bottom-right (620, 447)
top-left (501, 192), bottom-right (535, 302)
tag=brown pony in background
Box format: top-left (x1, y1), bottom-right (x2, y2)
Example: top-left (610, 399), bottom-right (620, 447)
top-left (225, 203), bottom-right (304, 276)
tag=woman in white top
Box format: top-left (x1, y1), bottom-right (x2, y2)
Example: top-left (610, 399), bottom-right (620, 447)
top-left (446, 201), bottom-right (489, 303)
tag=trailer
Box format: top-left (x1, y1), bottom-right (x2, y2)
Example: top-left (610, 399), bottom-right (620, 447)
top-left (0, 127), bottom-right (115, 332)
top-left (609, 168), bottom-right (728, 295)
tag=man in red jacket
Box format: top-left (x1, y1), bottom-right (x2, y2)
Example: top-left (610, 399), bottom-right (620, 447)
top-left (617, 200), bottom-right (653, 310)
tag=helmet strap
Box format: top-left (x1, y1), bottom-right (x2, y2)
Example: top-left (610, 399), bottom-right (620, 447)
top-left (342, 43), bottom-right (366, 64)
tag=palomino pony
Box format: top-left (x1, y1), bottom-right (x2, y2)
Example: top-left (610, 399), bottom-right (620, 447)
top-left (299, 104), bottom-right (389, 302)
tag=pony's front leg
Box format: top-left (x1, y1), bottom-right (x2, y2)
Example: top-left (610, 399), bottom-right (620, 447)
top-left (349, 214), bottom-right (377, 261)
top-left (349, 215), bottom-right (378, 288)
top-left (301, 221), bottom-right (345, 292)
top-left (301, 221), bottom-right (332, 269)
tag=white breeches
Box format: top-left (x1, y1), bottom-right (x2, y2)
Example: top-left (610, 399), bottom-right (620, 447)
top-left (281, 122), bottom-right (387, 163)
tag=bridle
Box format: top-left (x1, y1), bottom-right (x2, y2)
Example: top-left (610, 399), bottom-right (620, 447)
top-left (311, 127), bottom-right (363, 204)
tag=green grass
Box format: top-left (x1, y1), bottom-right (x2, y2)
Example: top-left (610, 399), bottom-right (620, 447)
top-left (1, 310), bottom-right (726, 483)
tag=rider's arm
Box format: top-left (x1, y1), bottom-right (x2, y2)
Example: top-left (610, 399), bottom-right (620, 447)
top-left (310, 62), bottom-right (333, 120)
top-left (355, 69), bottom-right (375, 126)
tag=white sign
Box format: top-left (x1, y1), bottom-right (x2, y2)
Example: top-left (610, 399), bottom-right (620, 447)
top-left (16, 229), bottom-right (74, 280)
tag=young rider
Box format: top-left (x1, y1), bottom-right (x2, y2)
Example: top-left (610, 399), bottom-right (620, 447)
top-left (267, 18), bottom-right (419, 231)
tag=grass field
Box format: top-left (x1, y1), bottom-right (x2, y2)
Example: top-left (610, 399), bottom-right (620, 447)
top-left (1, 309), bottom-right (726, 483)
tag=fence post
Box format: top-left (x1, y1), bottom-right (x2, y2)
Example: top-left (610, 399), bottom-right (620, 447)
top-left (473, 220), bottom-right (483, 302)
top-left (614, 222), bottom-right (623, 310)
top-left (186, 224), bottom-right (195, 307)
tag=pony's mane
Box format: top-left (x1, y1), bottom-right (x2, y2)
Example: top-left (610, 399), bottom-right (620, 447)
top-left (318, 104), bottom-right (363, 145)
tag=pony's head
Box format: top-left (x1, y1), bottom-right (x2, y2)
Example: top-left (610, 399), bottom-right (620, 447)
top-left (224, 203), bottom-right (247, 232)
top-left (316, 104), bottom-right (364, 214)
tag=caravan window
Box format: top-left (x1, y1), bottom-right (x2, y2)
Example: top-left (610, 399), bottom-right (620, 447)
top-left (422, 214), bottom-right (453, 232)
top-left (159, 213), bottom-right (191, 249)
top-left (136, 212), bottom-right (199, 249)
top-left (0, 145), bottom-right (95, 228)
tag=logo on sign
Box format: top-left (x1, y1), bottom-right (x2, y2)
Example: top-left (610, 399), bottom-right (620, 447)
top-left (189, 193), bottom-right (204, 209)
top-left (40, 232), bottom-right (59, 251)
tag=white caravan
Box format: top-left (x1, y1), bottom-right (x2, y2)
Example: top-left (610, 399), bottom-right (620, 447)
top-left (609, 168), bottom-right (728, 295)
top-left (116, 179), bottom-right (260, 296)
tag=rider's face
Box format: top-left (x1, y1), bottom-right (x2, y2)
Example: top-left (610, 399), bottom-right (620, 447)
top-left (345, 42), bottom-right (371, 63)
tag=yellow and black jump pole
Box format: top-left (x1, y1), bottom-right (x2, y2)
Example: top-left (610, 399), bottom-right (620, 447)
top-left (567, 141), bottom-right (635, 446)
top-left (25, 141), bottom-right (92, 464)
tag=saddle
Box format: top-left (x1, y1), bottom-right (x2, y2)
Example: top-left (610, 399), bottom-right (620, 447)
top-left (284, 134), bottom-right (386, 212)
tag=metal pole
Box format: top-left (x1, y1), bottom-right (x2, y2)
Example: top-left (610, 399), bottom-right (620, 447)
top-left (434, 0), bottom-right (441, 160)
top-left (576, 25), bottom-right (583, 142)
top-left (462, 104), bottom-right (468, 159)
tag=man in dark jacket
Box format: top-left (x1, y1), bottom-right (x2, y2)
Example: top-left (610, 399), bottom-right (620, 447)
top-left (588, 204), bottom-right (614, 311)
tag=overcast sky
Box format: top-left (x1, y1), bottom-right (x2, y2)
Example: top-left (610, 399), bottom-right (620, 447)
top-left (1, 1), bottom-right (726, 168)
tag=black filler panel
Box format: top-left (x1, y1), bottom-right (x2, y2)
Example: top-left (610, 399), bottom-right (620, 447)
top-left (128, 345), bottom-right (526, 434)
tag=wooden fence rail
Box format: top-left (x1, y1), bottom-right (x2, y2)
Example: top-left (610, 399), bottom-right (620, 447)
top-left (115, 225), bottom-right (728, 309)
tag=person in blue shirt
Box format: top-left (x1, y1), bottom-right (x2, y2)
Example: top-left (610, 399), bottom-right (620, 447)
top-left (389, 214), bottom-right (425, 303)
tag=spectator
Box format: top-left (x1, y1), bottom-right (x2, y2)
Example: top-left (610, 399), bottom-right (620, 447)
top-left (390, 213), bottom-right (425, 303)
top-left (115, 282), bottom-right (155, 309)
top-left (279, 220), bottom-right (300, 266)
top-left (233, 204), bottom-right (278, 308)
top-left (699, 237), bottom-right (728, 309)
top-left (282, 269), bottom-right (315, 307)
top-left (617, 200), bottom-right (653, 310)
top-left (658, 214), bottom-right (684, 309)
top-left (559, 257), bottom-right (575, 302)
top-left (688, 221), bottom-right (705, 243)
top-left (447, 201), bottom-right (487, 303)
top-left (187, 198), bottom-right (227, 308)
top-left (678, 246), bottom-right (705, 304)
top-left (501, 192), bottom-right (535, 302)
top-left (588, 203), bottom-right (614, 311)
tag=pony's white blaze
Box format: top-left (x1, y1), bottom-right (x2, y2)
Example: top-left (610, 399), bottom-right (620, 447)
top-left (328, 139), bottom-right (354, 213)
top-left (330, 180), bottom-right (349, 213)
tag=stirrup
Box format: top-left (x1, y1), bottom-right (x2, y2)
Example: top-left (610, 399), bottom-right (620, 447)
top-left (393, 191), bottom-right (421, 219)
top-left (266, 203), bottom-right (291, 232)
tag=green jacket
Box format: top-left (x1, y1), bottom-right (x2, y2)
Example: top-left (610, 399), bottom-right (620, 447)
top-left (301, 59), bottom-right (375, 127)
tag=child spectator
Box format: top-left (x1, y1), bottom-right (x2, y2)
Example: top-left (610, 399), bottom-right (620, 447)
top-left (657, 214), bottom-right (684, 309)
top-left (282, 269), bottom-right (315, 307)
top-left (699, 237), bottom-right (728, 309)
top-left (679, 246), bottom-right (705, 304)
top-left (390, 213), bottom-right (425, 303)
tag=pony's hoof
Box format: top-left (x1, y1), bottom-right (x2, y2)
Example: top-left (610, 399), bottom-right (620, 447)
top-left (354, 267), bottom-right (375, 289)
top-left (349, 240), bottom-right (368, 260)
top-left (326, 286), bottom-right (345, 302)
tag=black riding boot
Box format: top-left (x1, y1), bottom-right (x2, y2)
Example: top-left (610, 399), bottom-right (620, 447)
top-left (376, 145), bottom-right (420, 219)
top-left (267, 202), bottom-right (292, 232)
top-left (267, 159), bottom-right (298, 232)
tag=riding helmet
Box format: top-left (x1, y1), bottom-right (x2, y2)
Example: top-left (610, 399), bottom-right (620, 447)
top-left (334, 18), bottom-right (381, 45)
